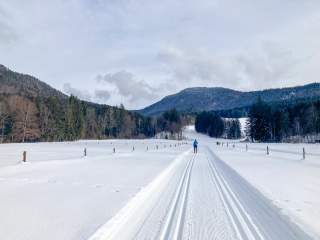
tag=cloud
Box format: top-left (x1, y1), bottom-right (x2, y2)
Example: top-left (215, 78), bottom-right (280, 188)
top-left (94, 89), bottom-right (111, 102)
top-left (97, 70), bottom-right (159, 103)
top-left (63, 83), bottom-right (92, 101)
top-left (63, 84), bottom-right (112, 104)
top-left (1, 0), bottom-right (320, 109)
top-left (0, 5), bottom-right (17, 45)
top-left (157, 43), bottom-right (300, 91)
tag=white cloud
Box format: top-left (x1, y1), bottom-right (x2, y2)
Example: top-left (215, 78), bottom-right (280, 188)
top-left (0, 0), bottom-right (319, 108)
top-left (94, 89), bottom-right (111, 102)
top-left (63, 83), bottom-right (92, 101)
top-left (0, 5), bottom-right (17, 45)
top-left (157, 43), bottom-right (300, 91)
top-left (97, 70), bottom-right (160, 108)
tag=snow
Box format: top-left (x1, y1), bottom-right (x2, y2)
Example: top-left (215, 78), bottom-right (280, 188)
top-left (89, 150), bottom-right (191, 240)
top-left (0, 140), bottom-right (189, 240)
top-left (185, 125), bottom-right (195, 131)
top-left (1, 127), bottom-right (319, 239)
top-left (184, 126), bottom-right (320, 238)
top-left (221, 117), bottom-right (248, 137)
top-left (212, 144), bottom-right (320, 238)
top-left (89, 131), bottom-right (314, 240)
top-left (238, 117), bottom-right (248, 136)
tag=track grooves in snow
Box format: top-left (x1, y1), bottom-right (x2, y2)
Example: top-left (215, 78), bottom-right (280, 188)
top-left (159, 153), bottom-right (195, 240)
top-left (88, 150), bottom-right (191, 240)
top-left (206, 148), bottom-right (263, 240)
top-left (206, 147), bottom-right (313, 240)
top-left (88, 145), bottom-right (313, 240)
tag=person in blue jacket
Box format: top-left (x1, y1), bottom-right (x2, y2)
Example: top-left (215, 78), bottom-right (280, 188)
top-left (193, 139), bottom-right (198, 153)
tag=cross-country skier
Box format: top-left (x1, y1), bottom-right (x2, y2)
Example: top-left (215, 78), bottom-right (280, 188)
top-left (193, 139), bottom-right (198, 153)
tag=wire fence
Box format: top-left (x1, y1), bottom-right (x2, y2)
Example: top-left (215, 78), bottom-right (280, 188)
top-left (215, 141), bottom-right (320, 159)
top-left (0, 141), bottom-right (190, 167)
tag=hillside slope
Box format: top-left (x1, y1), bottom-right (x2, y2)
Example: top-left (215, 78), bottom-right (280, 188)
top-left (139, 83), bottom-right (320, 116)
top-left (0, 65), bottom-right (153, 142)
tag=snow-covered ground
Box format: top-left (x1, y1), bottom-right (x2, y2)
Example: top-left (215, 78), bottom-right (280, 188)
top-left (0, 128), bottom-right (319, 239)
top-left (0, 140), bottom-right (189, 240)
top-left (185, 127), bottom-right (320, 239)
top-left (212, 144), bottom-right (320, 238)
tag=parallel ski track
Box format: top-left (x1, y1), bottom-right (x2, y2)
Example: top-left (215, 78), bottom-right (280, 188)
top-left (206, 147), bottom-right (264, 240)
top-left (159, 153), bottom-right (195, 240)
top-left (206, 146), bottom-right (313, 240)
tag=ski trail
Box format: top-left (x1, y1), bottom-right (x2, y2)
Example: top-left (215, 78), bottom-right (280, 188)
top-left (88, 145), bottom-right (313, 240)
top-left (206, 146), bottom-right (313, 240)
top-left (159, 154), bottom-right (195, 240)
top-left (88, 149), bottom-right (191, 240)
top-left (206, 148), bottom-right (264, 240)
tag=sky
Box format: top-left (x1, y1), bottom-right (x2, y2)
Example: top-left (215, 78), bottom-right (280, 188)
top-left (0, 0), bottom-right (319, 109)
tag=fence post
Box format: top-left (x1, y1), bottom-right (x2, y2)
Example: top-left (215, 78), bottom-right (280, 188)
top-left (84, 148), bottom-right (87, 157)
top-left (246, 144), bottom-right (248, 152)
top-left (267, 146), bottom-right (269, 155)
top-left (303, 147), bottom-right (306, 160)
top-left (132, 146), bottom-right (135, 151)
top-left (113, 147), bottom-right (115, 153)
top-left (22, 151), bottom-right (27, 162)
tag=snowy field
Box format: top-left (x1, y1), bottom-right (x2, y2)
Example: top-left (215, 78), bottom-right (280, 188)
top-left (0, 140), bottom-right (189, 240)
top-left (0, 128), bottom-right (320, 240)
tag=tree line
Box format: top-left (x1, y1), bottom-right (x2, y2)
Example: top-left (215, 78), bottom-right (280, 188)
top-left (195, 97), bottom-right (320, 142)
top-left (246, 97), bottom-right (320, 142)
top-left (0, 94), bottom-right (186, 143)
top-left (195, 111), bottom-right (241, 139)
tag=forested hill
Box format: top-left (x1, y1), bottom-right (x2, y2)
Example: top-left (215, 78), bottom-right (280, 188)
top-left (139, 83), bottom-right (320, 116)
top-left (0, 65), bottom-right (67, 100)
top-left (0, 65), bottom-right (155, 142)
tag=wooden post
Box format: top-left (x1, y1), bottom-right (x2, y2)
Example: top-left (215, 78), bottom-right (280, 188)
top-left (146, 146), bottom-right (148, 151)
top-left (303, 147), bottom-right (306, 160)
top-left (227, 142), bottom-right (229, 148)
top-left (267, 146), bottom-right (269, 155)
top-left (113, 147), bottom-right (115, 153)
top-left (22, 151), bottom-right (27, 162)
top-left (156, 145), bottom-right (158, 150)
top-left (84, 148), bottom-right (87, 157)
top-left (132, 146), bottom-right (135, 151)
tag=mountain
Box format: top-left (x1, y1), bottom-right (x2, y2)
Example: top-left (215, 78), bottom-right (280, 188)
top-left (139, 83), bottom-right (320, 116)
top-left (0, 65), bottom-right (67, 100)
top-left (0, 65), bottom-right (154, 142)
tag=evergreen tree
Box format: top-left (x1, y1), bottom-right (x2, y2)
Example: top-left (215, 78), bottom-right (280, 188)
top-left (195, 111), bottom-right (224, 138)
top-left (247, 97), bottom-right (272, 142)
top-left (227, 119), bottom-right (241, 139)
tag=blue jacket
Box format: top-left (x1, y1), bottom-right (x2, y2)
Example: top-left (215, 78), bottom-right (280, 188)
top-left (193, 140), bottom-right (198, 147)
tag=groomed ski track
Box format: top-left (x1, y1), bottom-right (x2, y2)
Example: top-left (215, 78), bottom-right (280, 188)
top-left (89, 145), bottom-right (313, 240)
